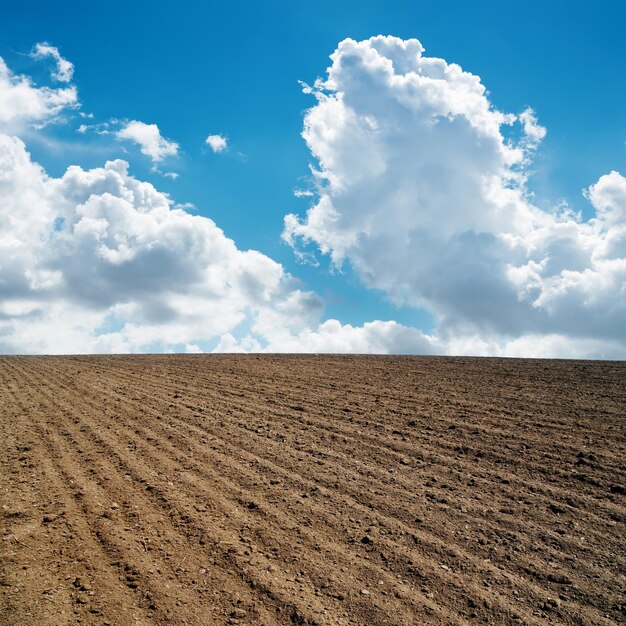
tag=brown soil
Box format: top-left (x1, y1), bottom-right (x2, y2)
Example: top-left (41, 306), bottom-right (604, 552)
top-left (1, 355), bottom-right (624, 625)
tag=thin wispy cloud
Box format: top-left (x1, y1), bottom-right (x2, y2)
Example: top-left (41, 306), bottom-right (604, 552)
top-left (31, 42), bottom-right (74, 82)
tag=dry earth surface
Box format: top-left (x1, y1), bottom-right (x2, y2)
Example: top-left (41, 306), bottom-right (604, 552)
top-left (1, 355), bottom-right (624, 625)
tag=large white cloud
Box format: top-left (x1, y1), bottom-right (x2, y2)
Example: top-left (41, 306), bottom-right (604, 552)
top-left (284, 36), bottom-right (626, 354)
top-left (0, 134), bottom-right (310, 352)
top-left (1, 42), bottom-right (624, 358)
top-left (116, 120), bottom-right (179, 163)
top-left (2, 49), bottom-right (434, 355)
top-left (0, 128), bottom-right (442, 355)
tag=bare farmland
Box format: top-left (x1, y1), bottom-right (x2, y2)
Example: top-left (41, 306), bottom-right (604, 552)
top-left (1, 355), bottom-right (624, 625)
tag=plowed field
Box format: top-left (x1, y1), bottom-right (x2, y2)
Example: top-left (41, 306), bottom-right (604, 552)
top-left (1, 355), bottom-right (624, 625)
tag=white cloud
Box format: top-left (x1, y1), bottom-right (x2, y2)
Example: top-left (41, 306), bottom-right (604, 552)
top-left (205, 134), bottom-right (227, 153)
top-left (0, 127), bottom-right (622, 358)
top-left (116, 120), bottom-right (179, 163)
top-left (284, 36), bottom-right (626, 356)
top-left (0, 43), bottom-right (623, 359)
top-left (0, 125), bottom-right (443, 356)
top-left (444, 333), bottom-right (625, 360)
top-left (0, 56), bottom-right (77, 133)
top-left (518, 107), bottom-right (546, 148)
top-left (253, 319), bottom-right (438, 354)
top-left (76, 120), bottom-right (111, 135)
top-left (0, 135), bottom-right (323, 353)
top-left (31, 42), bottom-right (75, 83)
top-left (0, 135), bottom-right (447, 356)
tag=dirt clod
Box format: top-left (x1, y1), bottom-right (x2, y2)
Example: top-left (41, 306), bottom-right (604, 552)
top-left (547, 573), bottom-right (573, 585)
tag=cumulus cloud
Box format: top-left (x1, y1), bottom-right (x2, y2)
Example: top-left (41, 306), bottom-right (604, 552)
top-left (0, 56), bottom-right (78, 133)
top-left (0, 45), bottom-right (441, 355)
top-left (31, 42), bottom-right (75, 82)
top-left (1, 129), bottom-right (436, 355)
top-left (0, 136), bottom-right (304, 352)
top-left (0, 42), bottom-right (623, 359)
top-left (205, 134), bottom-right (227, 153)
top-left (284, 36), bottom-right (626, 355)
top-left (251, 319), bottom-right (438, 354)
top-left (116, 120), bottom-right (179, 163)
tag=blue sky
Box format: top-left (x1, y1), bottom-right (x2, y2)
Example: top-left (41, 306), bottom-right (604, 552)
top-left (0, 1), bottom-right (624, 356)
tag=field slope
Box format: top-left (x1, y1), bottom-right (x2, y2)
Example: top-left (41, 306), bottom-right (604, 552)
top-left (1, 355), bottom-right (624, 625)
